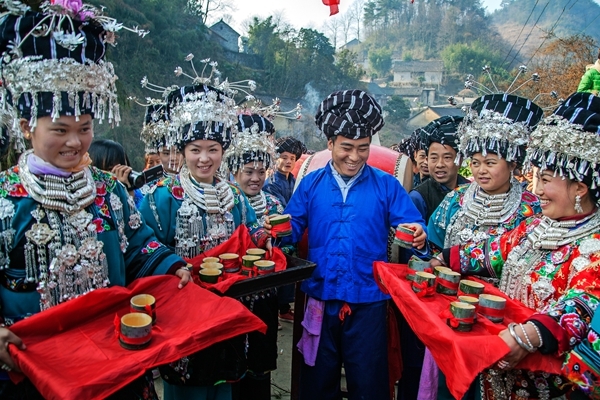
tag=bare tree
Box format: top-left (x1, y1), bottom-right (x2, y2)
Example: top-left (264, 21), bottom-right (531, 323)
top-left (322, 16), bottom-right (341, 49)
top-left (187, 0), bottom-right (236, 25)
top-left (340, 12), bottom-right (353, 46)
top-left (349, 0), bottom-right (366, 42)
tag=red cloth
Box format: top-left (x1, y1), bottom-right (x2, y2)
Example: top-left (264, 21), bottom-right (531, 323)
top-left (8, 275), bottom-right (266, 400)
top-left (186, 225), bottom-right (287, 293)
top-left (322, 0), bottom-right (340, 15)
top-left (373, 262), bottom-right (563, 400)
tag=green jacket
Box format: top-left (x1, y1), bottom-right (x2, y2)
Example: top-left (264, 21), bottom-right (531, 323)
top-left (577, 65), bottom-right (600, 94)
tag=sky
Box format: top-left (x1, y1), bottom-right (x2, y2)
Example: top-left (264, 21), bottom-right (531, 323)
top-left (226, 0), bottom-right (505, 34)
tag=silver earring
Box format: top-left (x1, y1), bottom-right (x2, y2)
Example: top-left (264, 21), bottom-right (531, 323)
top-left (510, 170), bottom-right (514, 181)
top-left (575, 194), bottom-right (584, 213)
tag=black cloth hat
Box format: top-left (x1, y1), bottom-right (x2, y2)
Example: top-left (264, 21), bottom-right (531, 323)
top-left (415, 115), bottom-right (463, 154)
top-left (275, 136), bottom-right (306, 160)
top-left (470, 94), bottom-right (544, 127)
top-left (315, 90), bottom-right (384, 139)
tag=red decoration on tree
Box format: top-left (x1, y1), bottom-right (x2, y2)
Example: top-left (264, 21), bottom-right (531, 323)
top-left (322, 0), bottom-right (340, 16)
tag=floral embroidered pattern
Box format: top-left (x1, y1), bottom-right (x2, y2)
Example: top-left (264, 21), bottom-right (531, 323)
top-left (0, 167), bottom-right (29, 198)
top-left (141, 241), bottom-right (162, 254)
top-left (92, 217), bottom-right (110, 233)
top-left (159, 176), bottom-right (185, 201)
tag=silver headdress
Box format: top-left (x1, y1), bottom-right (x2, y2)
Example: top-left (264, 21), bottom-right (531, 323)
top-left (223, 113), bottom-right (276, 174)
top-left (0, 0), bottom-right (150, 150)
top-left (456, 65), bottom-right (545, 166)
top-left (527, 92), bottom-right (600, 201)
top-left (166, 55), bottom-right (256, 150)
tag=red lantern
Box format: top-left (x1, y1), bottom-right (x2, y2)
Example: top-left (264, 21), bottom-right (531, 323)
top-left (322, 0), bottom-right (340, 16)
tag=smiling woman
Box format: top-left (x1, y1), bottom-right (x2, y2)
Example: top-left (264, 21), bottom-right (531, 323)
top-left (0, 1), bottom-right (189, 398)
top-left (21, 116), bottom-right (94, 171)
top-left (440, 92), bottom-right (600, 399)
top-left (137, 64), bottom-right (271, 400)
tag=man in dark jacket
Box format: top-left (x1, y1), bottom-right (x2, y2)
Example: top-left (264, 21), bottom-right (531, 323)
top-left (409, 116), bottom-right (469, 224)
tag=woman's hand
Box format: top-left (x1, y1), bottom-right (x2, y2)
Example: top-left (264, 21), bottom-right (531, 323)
top-left (265, 238), bottom-right (273, 257)
top-left (175, 265), bottom-right (192, 289)
top-left (399, 223), bottom-right (427, 249)
top-left (0, 327), bottom-right (25, 372)
top-left (429, 256), bottom-right (443, 268)
top-left (497, 328), bottom-right (529, 370)
top-left (263, 216), bottom-right (273, 238)
top-left (111, 165), bottom-right (133, 190)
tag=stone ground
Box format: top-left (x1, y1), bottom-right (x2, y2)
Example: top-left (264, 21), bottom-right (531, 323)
top-left (153, 320), bottom-right (296, 399)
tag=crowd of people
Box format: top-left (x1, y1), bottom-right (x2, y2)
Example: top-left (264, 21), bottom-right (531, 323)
top-left (0, 1), bottom-right (599, 400)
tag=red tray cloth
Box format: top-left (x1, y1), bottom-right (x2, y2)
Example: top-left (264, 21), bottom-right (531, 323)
top-left (8, 275), bottom-right (267, 400)
top-left (373, 262), bottom-right (563, 400)
top-left (187, 225), bottom-right (287, 293)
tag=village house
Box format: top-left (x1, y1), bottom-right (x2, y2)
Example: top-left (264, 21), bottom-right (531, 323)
top-left (392, 60), bottom-right (444, 87)
top-left (209, 19), bottom-right (240, 53)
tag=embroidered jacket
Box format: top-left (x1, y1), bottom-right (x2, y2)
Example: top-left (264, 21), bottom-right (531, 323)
top-left (0, 166), bottom-right (184, 324)
top-left (448, 214), bottom-right (600, 398)
top-left (138, 175), bottom-right (267, 255)
top-left (284, 163), bottom-right (426, 303)
top-left (429, 182), bottom-right (540, 250)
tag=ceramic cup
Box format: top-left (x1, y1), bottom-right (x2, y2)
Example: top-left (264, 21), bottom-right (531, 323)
top-left (436, 270), bottom-right (461, 296)
top-left (394, 225), bottom-right (415, 249)
top-left (219, 253), bottom-right (240, 273)
top-left (254, 260), bottom-right (276, 276)
top-left (199, 268), bottom-right (222, 284)
top-left (459, 280), bottom-right (485, 297)
top-left (269, 214), bottom-right (292, 237)
top-left (202, 257), bottom-right (220, 264)
top-left (449, 301), bottom-right (476, 332)
top-left (119, 312), bottom-right (152, 350)
top-left (479, 294), bottom-right (507, 323)
top-left (411, 271), bottom-right (436, 296)
top-left (246, 248), bottom-right (266, 259)
top-left (130, 294), bottom-right (156, 324)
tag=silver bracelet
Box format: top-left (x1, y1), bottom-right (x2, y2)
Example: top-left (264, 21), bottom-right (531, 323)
top-left (519, 323), bottom-right (537, 353)
top-left (433, 254), bottom-right (447, 266)
top-left (508, 323), bottom-right (535, 353)
top-left (527, 321), bottom-right (544, 348)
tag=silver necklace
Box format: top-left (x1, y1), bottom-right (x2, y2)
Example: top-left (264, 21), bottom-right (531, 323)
top-left (247, 191), bottom-right (267, 222)
top-left (175, 165), bottom-right (236, 258)
top-left (178, 165), bottom-right (234, 214)
top-left (444, 180), bottom-right (521, 247)
top-left (18, 150), bottom-right (96, 214)
top-left (499, 210), bottom-right (600, 310)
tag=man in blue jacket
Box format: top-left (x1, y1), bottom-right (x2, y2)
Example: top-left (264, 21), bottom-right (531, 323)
top-left (275, 90), bottom-right (427, 400)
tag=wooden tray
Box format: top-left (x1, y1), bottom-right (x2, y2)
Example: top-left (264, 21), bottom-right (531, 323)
top-left (224, 255), bottom-right (316, 298)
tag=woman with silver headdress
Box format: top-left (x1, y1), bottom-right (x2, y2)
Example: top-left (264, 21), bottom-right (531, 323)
top-left (429, 94), bottom-right (542, 259)
top-left (419, 95), bottom-right (541, 400)
top-left (222, 113), bottom-right (282, 400)
top-left (0, 1), bottom-right (191, 398)
top-left (435, 92), bottom-right (600, 399)
top-left (138, 80), bottom-right (269, 400)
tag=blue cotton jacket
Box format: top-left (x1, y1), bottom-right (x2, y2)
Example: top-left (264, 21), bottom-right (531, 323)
top-left (284, 163), bottom-right (426, 303)
top-left (264, 171), bottom-right (295, 208)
